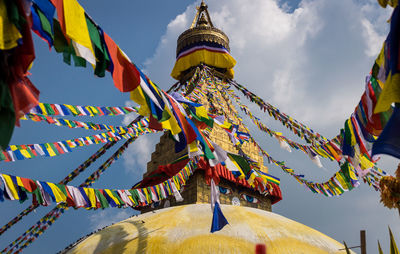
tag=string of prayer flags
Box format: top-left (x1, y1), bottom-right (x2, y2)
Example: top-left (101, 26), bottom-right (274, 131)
top-left (0, 126), bottom-right (156, 162)
top-left (0, 163), bottom-right (195, 210)
top-left (2, 130), bottom-right (144, 251)
top-left (22, 113), bottom-right (148, 133)
top-left (29, 102), bottom-right (138, 117)
top-left (374, 6), bottom-right (400, 113)
top-left (2, 205), bottom-right (66, 254)
top-left (201, 66), bottom-right (386, 194)
top-left (226, 83), bottom-right (341, 162)
top-left (29, 0), bottom-right (218, 158)
top-left (81, 139), bottom-right (135, 187)
top-left (229, 78), bottom-right (329, 145)
top-left (195, 69), bottom-right (384, 196)
top-left (30, 0), bottom-right (187, 142)
top-left (0, 141), bottom-right (118, 236)
top-left (201, 68), bottom-right (338, 163)
top-left (6, 155), bottom-right (195, 253)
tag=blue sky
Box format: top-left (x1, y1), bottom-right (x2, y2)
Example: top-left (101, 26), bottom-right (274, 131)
top-left (0, 0), bottom-right (399, 253)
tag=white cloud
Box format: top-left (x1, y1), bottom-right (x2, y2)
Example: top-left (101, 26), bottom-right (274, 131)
top-left (122, 100), bottom-right (138, 126)
top-left (121, 100), bottom-right (161, 177)
top-left (88, 210), bottom-right (132, 231)
top-left (122, 134), bottom-right (160, 177)
top-left (361, 18), bottom-right (386, 57)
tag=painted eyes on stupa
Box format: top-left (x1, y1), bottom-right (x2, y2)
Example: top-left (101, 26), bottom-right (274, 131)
top-left (241, 194), bottom-right (259, 204)
top-left (218, 186), bottom-right (232, 195)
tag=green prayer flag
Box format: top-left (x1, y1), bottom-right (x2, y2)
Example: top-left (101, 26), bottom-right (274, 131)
top-left (37, 8), bottom-right (53, 39)
top-left (44, 103), bottom-right (55, 115)
top-left (128, 190), bottom-right (139, 206)
top-left (111, 190), bottom-right (125, 206)
top-left (228, 153), bottom-right (252, 176)
top-left (95, 189), bottom-right (109, 209)
top-left (0, 81), bottom-right (15, 149)
top-left (53, 20), bottom-right (86, 67)
top-left (340, 162), bottom-right (354, 190)
top-left (32, 188), bottom-right (44, 205)
top-left (85, 16), bottom-right (108, 77)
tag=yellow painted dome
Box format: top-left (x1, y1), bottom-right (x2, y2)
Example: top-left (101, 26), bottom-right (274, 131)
top-left (65, 204), bottom-right (352, 254)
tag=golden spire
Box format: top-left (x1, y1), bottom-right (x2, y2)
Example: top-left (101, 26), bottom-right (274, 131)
top-left (190, 1), bottom-right (214, 28)
top-left (176, 1), bottom-right (230, 57)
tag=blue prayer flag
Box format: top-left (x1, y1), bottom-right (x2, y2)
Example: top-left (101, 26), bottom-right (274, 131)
top-left (210, 202), bottom-right (228, 233)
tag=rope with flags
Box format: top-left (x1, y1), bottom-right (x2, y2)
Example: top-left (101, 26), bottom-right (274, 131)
top-left (0, 124), bottom-right (155, 162)
top-left (2, 159), bottom-right (196, 253)
top-left (197, 67), bottom-right (386, 196)
top-left (21, 113), bottom-right (148, 132)
top-left (0, 116), bottom-right (145, 237)
top-left (28, 102), bottom-right (138, 117)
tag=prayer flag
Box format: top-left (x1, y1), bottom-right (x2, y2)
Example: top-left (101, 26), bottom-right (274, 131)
top-left (103, 32), bottom-right (141, 92)
top-left (63, 0), bottom-right (96, 65)
top-left (210, 202), bottom-right (229, 233)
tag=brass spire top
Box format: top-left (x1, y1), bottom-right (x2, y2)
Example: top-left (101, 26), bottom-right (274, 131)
top-left (190, 1), bottom-right (214, 28)
top-left (176, 1), bottom-right (230, 57)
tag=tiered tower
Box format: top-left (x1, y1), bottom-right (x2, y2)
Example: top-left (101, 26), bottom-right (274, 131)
top-left (140, 1), bottom-right (277, 213)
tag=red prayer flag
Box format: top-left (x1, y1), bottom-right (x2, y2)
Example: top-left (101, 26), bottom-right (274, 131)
top-left (103, 33), bottom-right (141, 92)
top-left (20, 177), bottom-right (37, 193)
top-left (9, 77), bottom-right (40, 126)
top-left (165, 92), bottom-right (197, 144)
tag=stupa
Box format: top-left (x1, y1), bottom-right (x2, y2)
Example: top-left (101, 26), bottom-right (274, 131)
top-left (63, 2), bottom-right (352, 253)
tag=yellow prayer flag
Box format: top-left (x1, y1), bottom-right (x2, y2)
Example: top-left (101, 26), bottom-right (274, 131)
top-left (375, 73), bottom-right (400, 113)
top-left (16, 177), bottom-right (24, 188)
top-left (189, 141), bottom-right (199, 153)
top-left (84, 188), bottom-right (97, 208)
top-left (359, 155), bottom-right (374, 170)
top-left (3, 174), bottom-right (19, 199)
top-left (375, 43), bottom-right (385, 68)
top-left (45, 143), bottom-right (57, 157)
top-left (105, 189), bottom-right (120, 205)
top-left (39, 103), bottom-right (48, 115)
top-left (20, 149), bottom-right (32, 159)
top-left (335, 173), bottom-right (348, 191)
top-left (0, 1), bottom-right (22, 50)
top-left (65, 105), bottom-right (79, 115)
top-left (63, 0), bottom-right (95, 65)
top-left (47, 182), bottom-right (67, 203)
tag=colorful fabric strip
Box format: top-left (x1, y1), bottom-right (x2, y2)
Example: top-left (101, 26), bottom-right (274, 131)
top-left (0, 126), bottom-right (156, 162)
top-left (21, 113), bottom-right (148, 133)
top-left (29, 102), bottom-right (138, 117)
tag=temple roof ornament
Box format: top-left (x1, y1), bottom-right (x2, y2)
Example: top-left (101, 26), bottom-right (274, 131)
top-left (176, 1), bottom-right (230, 57)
